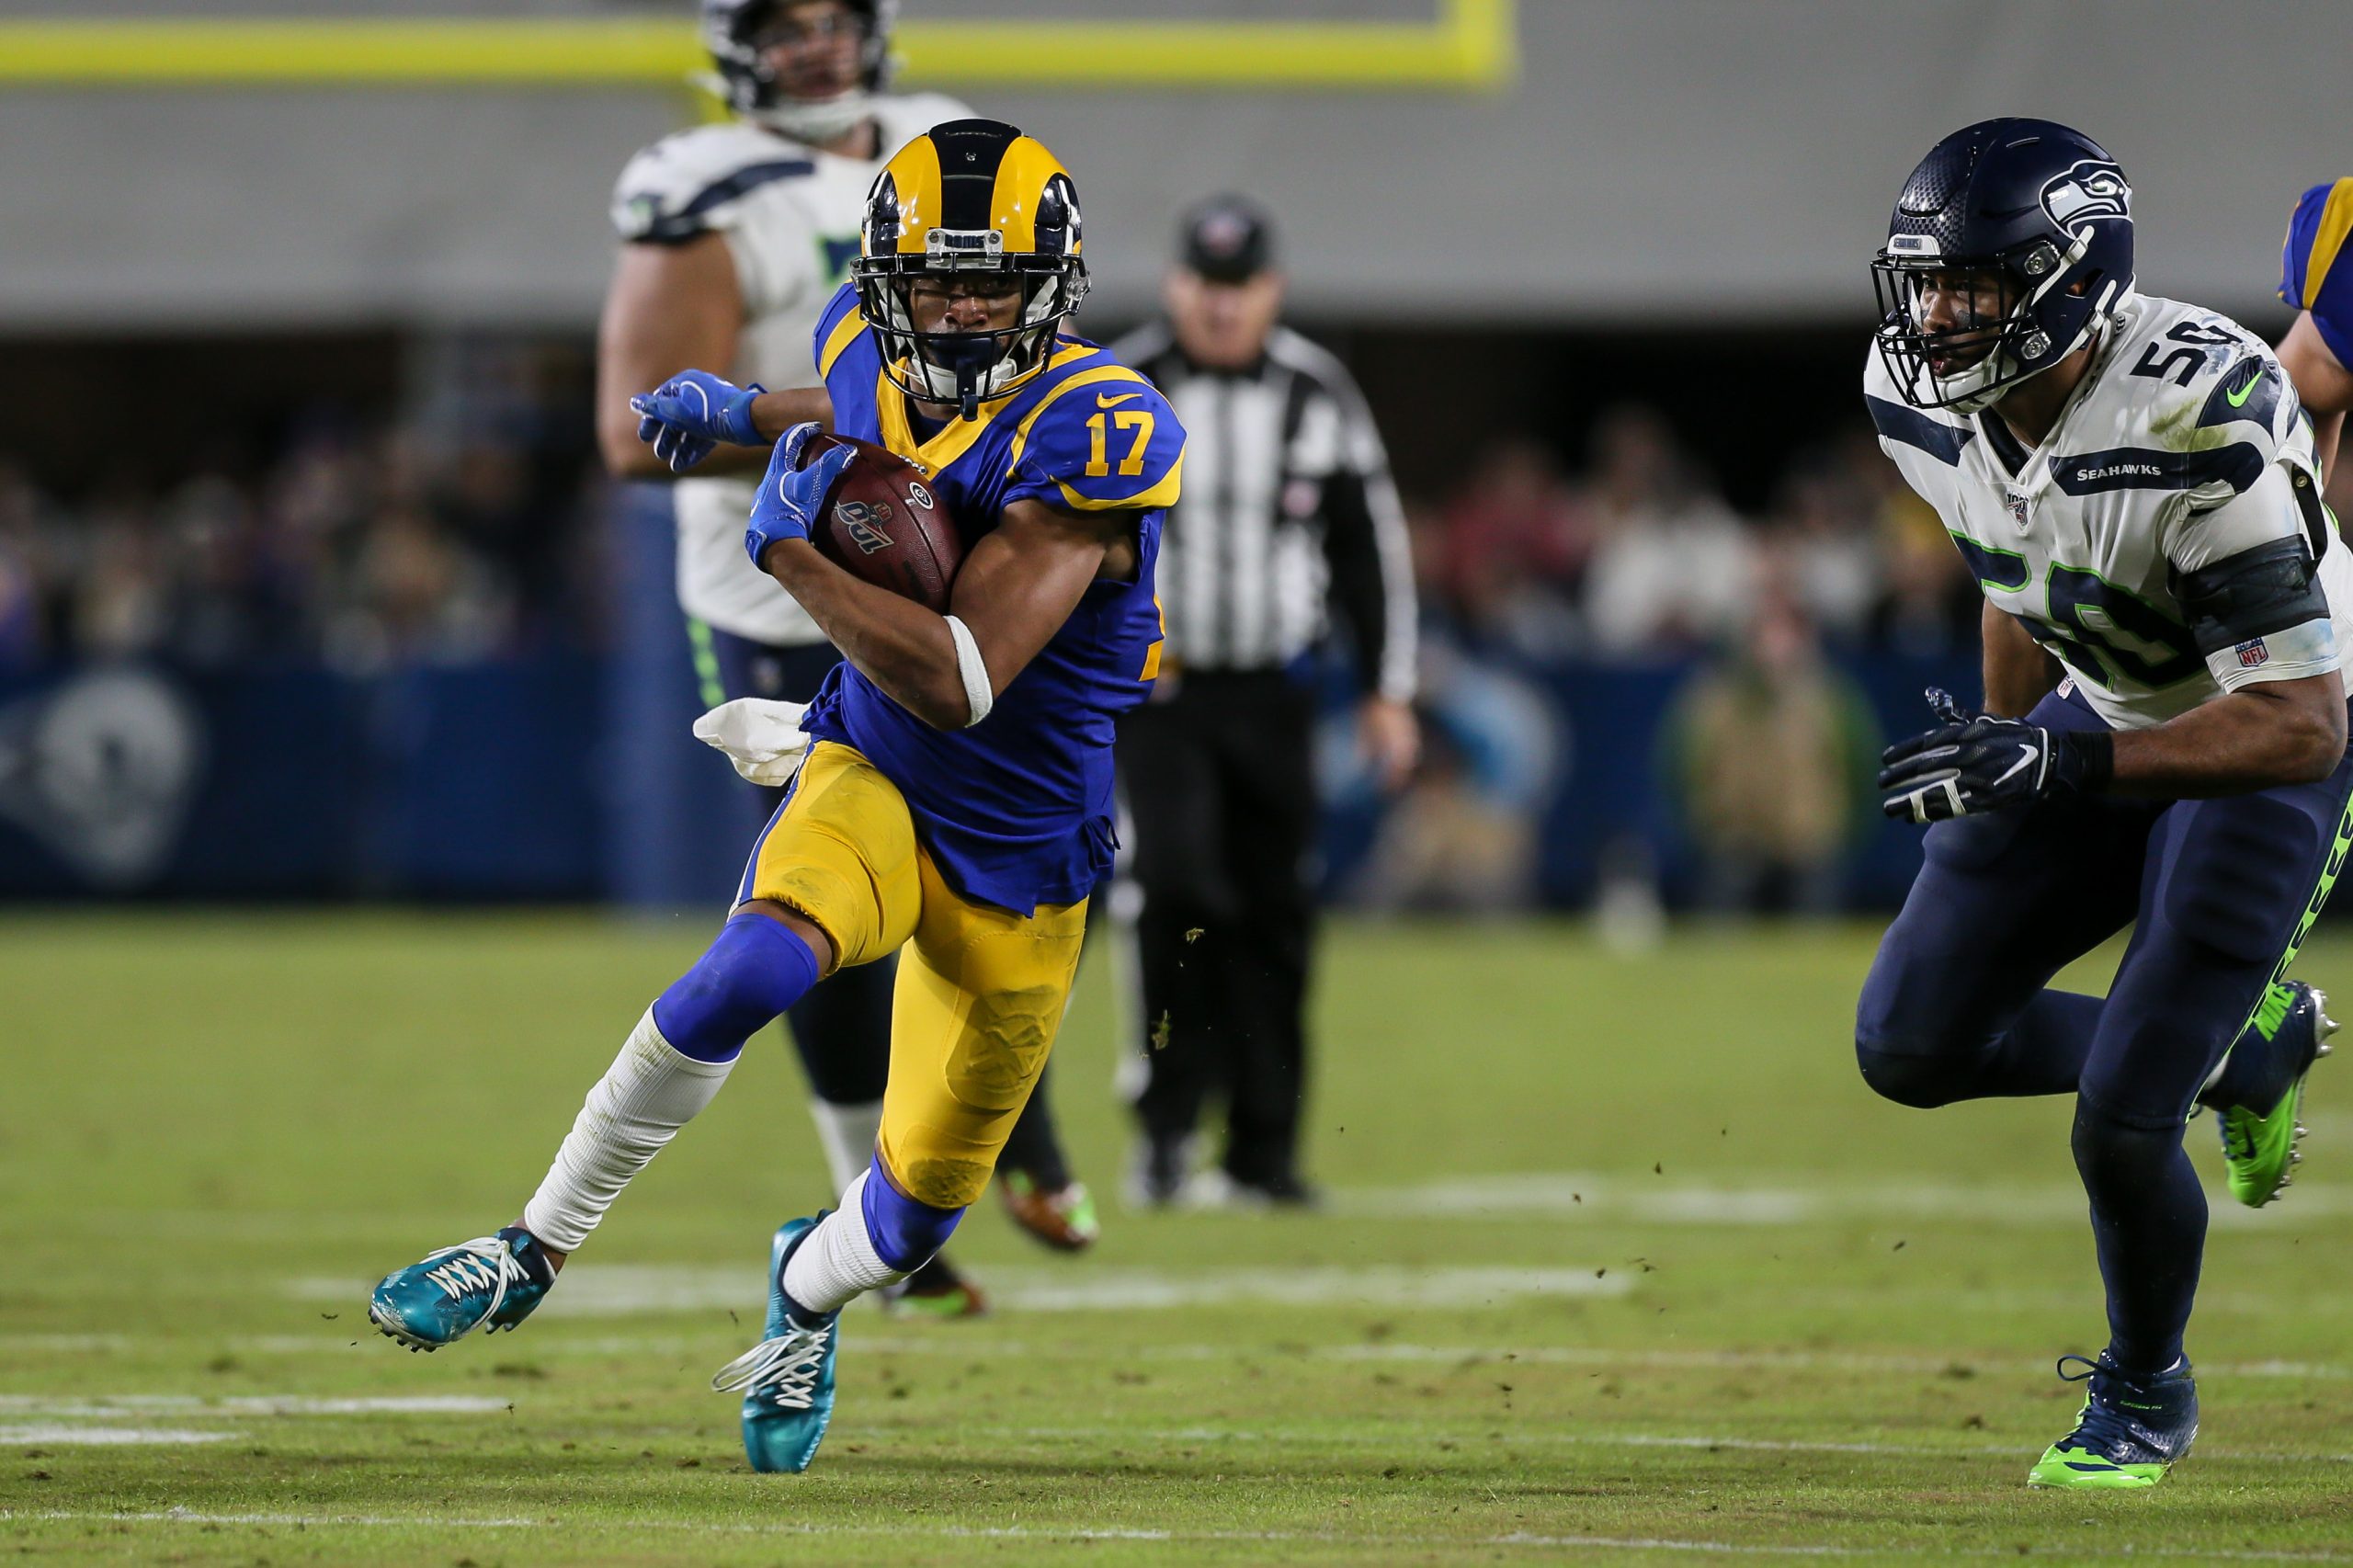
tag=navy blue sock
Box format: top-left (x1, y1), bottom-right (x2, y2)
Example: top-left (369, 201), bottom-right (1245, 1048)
top-left (651, 915), bottom-right (823, 1064)
top-left (2203, 983), bottom-right (2296, 1112)
top-left (2073, 1099), bottom-right (2206, 1376)
top-left (860, 1155), bottom-right (965, 1272)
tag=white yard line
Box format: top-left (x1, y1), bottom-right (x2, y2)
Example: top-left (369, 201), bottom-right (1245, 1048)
top-left (285, 1263), bottom-right (1632, 1316)
top-left (0, 1394), bottom-right (507, 1416)
top-left (24, 1330), bottom-right (2346, 1386)
top-left (978, 1424), bottom-right (2353, 1466)
top-left (0, 1426), bottom-right (240, 1446)
top-left (1332, 1172), bottom-right (2353, 1229)
top-left (3, 1510), bottom-right (2347, 1562)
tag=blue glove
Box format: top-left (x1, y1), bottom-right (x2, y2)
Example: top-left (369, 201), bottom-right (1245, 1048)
top-left (745, 423), bottom-right (851, 571)
top-left (1878, 687), bottom-right (2112, 823)
top-left (630, 370), bottom-right (766, 473)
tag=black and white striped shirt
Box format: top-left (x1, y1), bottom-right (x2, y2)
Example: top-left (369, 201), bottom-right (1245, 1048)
top-left (1114, 323), bottom-right (1416, 700)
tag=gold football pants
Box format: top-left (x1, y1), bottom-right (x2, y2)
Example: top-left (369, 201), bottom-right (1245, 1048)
top-left (740, 741), bottom-right (1086, 1209)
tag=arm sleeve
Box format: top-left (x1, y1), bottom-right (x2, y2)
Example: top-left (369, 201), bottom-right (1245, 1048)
top-left (1004, 375), bottom-right (1187, 514)
top-left (2281, 177), bottom-right (2353, 371)
top-left (1317, 386), bottom-right (1418, 701)
top-left (2169, 463), bottom-right (2341, 689)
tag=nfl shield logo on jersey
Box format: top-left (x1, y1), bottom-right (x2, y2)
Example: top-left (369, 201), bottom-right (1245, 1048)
top-left (2006, 491), bottom-right (2031, 530)
top-left (2236, 638), bottom-right (2271, 670)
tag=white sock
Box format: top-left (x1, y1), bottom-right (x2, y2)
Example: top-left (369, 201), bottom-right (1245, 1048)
top-left (808, 1097), bottom-right (883, 1196)
top-left (521, 1008), bottom-right (734, 1254)
top-left (780, 1169), bottom-right (908, 1315)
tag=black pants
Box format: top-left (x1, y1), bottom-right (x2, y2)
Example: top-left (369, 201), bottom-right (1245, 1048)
top-left (1119, 670), bottom-right (1320, 1185)
top-left (697, 620), bottom-right (1070, 1185)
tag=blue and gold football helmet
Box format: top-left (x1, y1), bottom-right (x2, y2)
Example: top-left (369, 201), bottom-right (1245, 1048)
top-left (856, 119), bottom-right (1089, 418)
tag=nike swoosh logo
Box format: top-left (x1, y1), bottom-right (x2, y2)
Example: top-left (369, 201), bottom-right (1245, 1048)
top-left (1992, 745), bottom-right (2036, 788)
top-left (2226, 369), bottom-right (2262, 408)
top-left (1097, 392), bottom-right (1142, 409)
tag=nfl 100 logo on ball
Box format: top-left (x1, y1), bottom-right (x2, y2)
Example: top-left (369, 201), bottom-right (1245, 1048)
top-left (834, 498), bottom-right (895, 555)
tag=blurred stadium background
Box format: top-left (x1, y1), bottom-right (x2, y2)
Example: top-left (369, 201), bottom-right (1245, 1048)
top-left (6, 0), bottom-right (2345, 915)
top-left (8, 7), bottom-right (2353, 1559)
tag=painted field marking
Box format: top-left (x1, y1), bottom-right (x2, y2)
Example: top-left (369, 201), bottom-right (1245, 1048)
top-left (0, 1426), bottom-right (237, 1447)
top-left (1333, 1172), bottom-right (2353, 1229)
top-left (5, 1509), bottom-right (2347, 1562)
top-left (974, 1423), bottom-right (2353, 1467)
top-left (285, 1263), bottom-right (1632, 1316)
top-left (20, 1331), bottom-right (2347, 1387)
top-left (0, 1394), bottom-right (507, 1417)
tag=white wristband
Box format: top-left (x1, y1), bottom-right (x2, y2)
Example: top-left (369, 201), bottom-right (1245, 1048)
top-left (943, 614), bottom-right (994, 727)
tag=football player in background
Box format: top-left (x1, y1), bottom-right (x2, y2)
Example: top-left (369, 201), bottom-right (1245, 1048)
top-left (595, 0), bottom-right (1099, 1302)
top-left (376, 120), bottom-right (1182, 1475)
top-left (1859, 119), bottom-right (2351, 1489)
top-left (2277, 178), bottom-right (2353, 483)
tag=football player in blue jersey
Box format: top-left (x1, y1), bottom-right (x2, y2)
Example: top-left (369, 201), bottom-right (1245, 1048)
top-left (372, 120), bottom-right (1181, 1475)
top-left (597, 0), bottom-right (1097, 1308)
top-left (1859, 120), bottom-right (2353, 1490)
top-left (2278, 178), bottom-right (2353, 483)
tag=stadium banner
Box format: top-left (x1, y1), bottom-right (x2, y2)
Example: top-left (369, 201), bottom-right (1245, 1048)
top-left (0, 638), bottom-right (1973, 910)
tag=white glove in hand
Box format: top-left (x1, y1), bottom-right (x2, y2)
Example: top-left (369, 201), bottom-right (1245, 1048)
top-left (692, 698), bottom-right (812, 788)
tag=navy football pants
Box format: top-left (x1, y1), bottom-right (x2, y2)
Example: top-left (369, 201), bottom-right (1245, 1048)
top-left (1857, 684), bottom-right (2353, 1370)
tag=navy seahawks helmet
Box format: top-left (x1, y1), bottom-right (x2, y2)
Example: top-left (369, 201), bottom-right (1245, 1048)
top-left (702, 0), bottom-right (895, 144)
top-left (1872, 118), bottom-right (2135, 412)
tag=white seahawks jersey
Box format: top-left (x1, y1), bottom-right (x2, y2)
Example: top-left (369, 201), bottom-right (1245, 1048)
top-left (612, 94), bottom-right (971, 644)
top-left (1866, 293), bottom-right (2349, 729)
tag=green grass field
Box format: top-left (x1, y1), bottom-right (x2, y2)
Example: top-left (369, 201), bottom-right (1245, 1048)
top-left (4, 912), bottom-right (2351, 1564)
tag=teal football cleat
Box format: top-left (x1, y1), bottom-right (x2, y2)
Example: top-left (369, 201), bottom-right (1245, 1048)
top-left (711, 1215), bottom-right (840, 1473)
top-left (2220, 982), bottom-right (2335, 1207)
top-left (2027, 1352), bottom-right (2198, 1490)
top-left (369, 1227), bottom-right (553, 1352)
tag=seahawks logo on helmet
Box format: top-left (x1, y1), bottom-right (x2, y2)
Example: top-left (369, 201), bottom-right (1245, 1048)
top-left (2040, 160), bottom-right (2131, 233)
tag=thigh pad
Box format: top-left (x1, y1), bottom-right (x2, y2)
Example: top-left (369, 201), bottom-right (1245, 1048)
top-left (737, 742), bottom-right (922, 971)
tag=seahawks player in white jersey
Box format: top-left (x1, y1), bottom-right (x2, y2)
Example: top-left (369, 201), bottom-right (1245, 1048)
top-left (593, 0), bottom-right (1098, 1305)
top-left (1857, 119), bottom-right (2352, 1491)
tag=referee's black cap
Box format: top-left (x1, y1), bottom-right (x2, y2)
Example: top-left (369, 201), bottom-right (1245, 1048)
top-left (1177, 195), bottom-right (1277, 283)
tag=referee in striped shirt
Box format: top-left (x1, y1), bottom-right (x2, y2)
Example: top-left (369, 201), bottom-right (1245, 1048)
top-left (1114, 196), bottom-right (1419, 1207)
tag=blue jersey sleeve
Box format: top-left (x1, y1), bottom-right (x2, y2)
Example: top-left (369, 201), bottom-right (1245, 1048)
top-left (2280, 178), bottom-right (2353, 369)
top-left (812, 282), bottom-right (867, 382)
top-left (1005, 369), bottom-right (1187, 514)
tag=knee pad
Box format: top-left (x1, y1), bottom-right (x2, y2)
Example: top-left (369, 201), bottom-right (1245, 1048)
top-left (1854, 1036), bottom-right (1982, 1108)
top-left (860, 1154), bottom-right (964, 1272)
top-left (2071, 1096), bottom-right (2187, 1191)
top-left (650, 914), bottom-right (822, 1063)
top-left (946, 982), bottom-right (1061, 1114)
top-left (1854, 983), bottom-right (1984, 1108)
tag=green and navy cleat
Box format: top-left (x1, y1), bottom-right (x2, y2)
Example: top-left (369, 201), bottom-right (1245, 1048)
top-left (711, 1215), bottom-right (840, 1473)
top-left (369, 1226), bottom-right (553, 1352)
top-left (2220, 982), bottom-right (2335, 1208)
top-left (2027, 1352), bottom-right (2197, 1490)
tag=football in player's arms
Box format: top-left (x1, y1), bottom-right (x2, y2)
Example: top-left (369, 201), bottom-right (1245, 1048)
top-left (599, 0), bottom-right (1098, 1299)
top-left (373, 119), bottom-right (1182, 1477)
